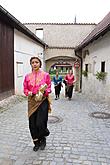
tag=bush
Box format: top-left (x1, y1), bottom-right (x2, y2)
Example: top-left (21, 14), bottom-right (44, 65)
top-left (96, 71), bottom-right (107, 81)
top-left (82, 70), bottom-right (88, 77)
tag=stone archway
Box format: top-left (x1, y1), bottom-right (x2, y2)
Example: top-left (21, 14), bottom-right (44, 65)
top-left (45, 56), bottom-right (81, 91)
top-left (49, 61), bottom-right (72, 73)
top-left (45, 56), bottom-right (76, 71)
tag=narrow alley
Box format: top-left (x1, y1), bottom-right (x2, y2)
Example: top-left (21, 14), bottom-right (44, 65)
top-left (0, 85), bottom-right (110, 165)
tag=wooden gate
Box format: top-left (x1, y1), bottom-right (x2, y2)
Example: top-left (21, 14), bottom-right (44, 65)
top-left (0, 20), bottom-right (14, 100)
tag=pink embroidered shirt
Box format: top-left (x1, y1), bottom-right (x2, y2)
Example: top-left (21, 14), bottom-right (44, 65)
top-left (23, 70), bottom-right (51, 96)
top-left (65, 74), bottom-right (74, 86)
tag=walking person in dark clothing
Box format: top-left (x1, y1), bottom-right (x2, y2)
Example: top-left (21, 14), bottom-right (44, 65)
top-left (53, 70), bottom-right (63, 100)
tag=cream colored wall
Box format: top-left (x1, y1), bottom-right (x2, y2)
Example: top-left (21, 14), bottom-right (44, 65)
top-left (25, 23), bottom-right (95, 92)
top-left (45, 48), bottom-right (75, 60)
top-left (82, 31), bottom-right (110, 101)
top-left (25, 24), bottom-right (95, 47)
top-left (14, 29), bottom-right (44, 95)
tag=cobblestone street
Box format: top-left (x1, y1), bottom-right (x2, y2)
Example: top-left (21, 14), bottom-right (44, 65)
top-left (0, 87), bottom-right (110, 165)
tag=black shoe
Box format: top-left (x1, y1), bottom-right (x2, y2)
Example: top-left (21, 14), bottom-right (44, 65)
top-left (33, 145), bottom-right (39, 152)
top-left (33, 140), bottom-right (40, 152)
top-left (40, 137), bottom-right (46, 150)
top-left (44, 128), bottom-right (50, 137)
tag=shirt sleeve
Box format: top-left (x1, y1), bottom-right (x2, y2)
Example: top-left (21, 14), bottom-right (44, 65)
top-left (64, 75), bottom-right (68, 81)
top-left (23, 75), bottom-right (29, 96)
top-left (60, 76), bottom-right (63, 82)
top-left (44, 73), bottom-right (51, 96)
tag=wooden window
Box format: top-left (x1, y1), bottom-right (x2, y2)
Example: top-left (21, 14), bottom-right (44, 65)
top-left (17, 62), bottom-right (23, 77)
top-left (101, 61), bottom-right (105, 72)
top-left (85, 64), bottom-right (88, 72)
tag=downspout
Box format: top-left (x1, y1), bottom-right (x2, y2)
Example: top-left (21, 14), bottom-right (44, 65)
top-left (43, 44), bottom-right (48, 71)
top-left (75, 50), bottom-right (82, 92)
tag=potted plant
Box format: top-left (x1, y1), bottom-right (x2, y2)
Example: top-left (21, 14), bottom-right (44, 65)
top-left (95, 71), bottom-right (107, 81)
top-left (82, 70), bottom-right (88, 77)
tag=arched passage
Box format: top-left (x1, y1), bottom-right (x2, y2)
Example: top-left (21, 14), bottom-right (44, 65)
top-left (45, 56), bottom-right (76, 71)
top-left (45, 56), bottom-right (81, 91)
top-left (49, 61), bottom-right (72, 73)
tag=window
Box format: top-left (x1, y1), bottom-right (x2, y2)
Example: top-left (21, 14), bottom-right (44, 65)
top-left (16, 62), bottom-right (23, 77)
top-left (36, 29), bottom-right (43, 39)
top-left (101, 61), bottom-right (105, 72)
top-left (93, 60), bottom-right (96, 75)
top-left (85, 64), bottom-right (88, 72)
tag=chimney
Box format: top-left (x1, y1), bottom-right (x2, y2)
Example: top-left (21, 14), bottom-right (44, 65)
top-left (74, 15), bottom-right (76, 24)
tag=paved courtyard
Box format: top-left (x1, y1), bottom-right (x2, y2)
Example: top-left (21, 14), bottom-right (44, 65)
top-left (0, 85), bottom-right (110, 165)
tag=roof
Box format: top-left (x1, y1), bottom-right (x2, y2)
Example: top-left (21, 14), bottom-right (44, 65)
top-left (48, 46), bottom-right (75, 49)
top-left (24, 22), bottom-right (96, 25)
top-left (75, 12), bottom-right (110, 51)
top-left (0, 5), bottom-right (47, 47)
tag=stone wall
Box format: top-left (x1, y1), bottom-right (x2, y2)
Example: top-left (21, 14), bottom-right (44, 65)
top-left (82, 31), bottom-right (110, 102)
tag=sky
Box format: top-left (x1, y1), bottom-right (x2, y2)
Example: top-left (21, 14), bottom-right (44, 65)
top-left (0, 0), bottom-right (110, 24)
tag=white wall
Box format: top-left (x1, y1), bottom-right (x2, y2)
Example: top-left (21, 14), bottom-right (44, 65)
top-left (14, 29), bottom-right (45, 95)
top-left (82, 31), bottom-right (110, 101)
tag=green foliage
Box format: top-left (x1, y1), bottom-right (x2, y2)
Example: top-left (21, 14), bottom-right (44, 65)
top-left (96, 71), bottom-right (107, 81)
top-left (82, 70), bottom-right (88, 77)
top-left (49, 70), bottom-right (56, 74)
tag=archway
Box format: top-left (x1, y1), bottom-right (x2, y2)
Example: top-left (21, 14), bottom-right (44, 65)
top-left (49, 61), bottom-right (72, 74)
top-left (45, 56), bottom-right (81, 91)
top-left (46, 56), bottom-right (76, 72)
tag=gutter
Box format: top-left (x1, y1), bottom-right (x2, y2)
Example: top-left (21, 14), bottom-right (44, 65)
top-left (75, 51), bottom-right (82, 91)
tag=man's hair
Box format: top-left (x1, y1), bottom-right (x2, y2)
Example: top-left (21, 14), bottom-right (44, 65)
top-left (30, 56), bottom-right (42, 68)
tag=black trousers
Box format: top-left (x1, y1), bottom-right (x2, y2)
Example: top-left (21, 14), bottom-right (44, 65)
top-left (55, 83), bottom-right (61, 97)
top-left (29, 98), bottom-right (49, 142)
top-left (67, 85), bottom-right (74, 98)
top-left (65, 85), bottom-right (68, 97)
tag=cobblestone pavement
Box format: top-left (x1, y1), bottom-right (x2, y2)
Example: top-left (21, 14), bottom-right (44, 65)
top-left (0, 87), bottom-right (110, 165)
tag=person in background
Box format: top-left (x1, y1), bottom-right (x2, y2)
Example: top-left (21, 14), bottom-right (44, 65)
top-left (23, 56), bottom-right (51, 152)
top-left (64, 69), bottom-right (77, 100)
top-left (53, 70), bottom-right (63, 100)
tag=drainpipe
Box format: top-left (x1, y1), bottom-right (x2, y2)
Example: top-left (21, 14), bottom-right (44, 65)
top-left (43, 45), bottom-right (48, 71)
top-left (75, 50), bottom-right (82, 92)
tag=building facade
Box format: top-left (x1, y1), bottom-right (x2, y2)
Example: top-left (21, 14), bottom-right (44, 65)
top-left (0, 6), bottom-right (46, 100)
top-left (75, 12), bottom-right (110, 101)
top-left (25, 23), bottom-right (96, 91)
top-left (14, 29), bottom-right (45, 95)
